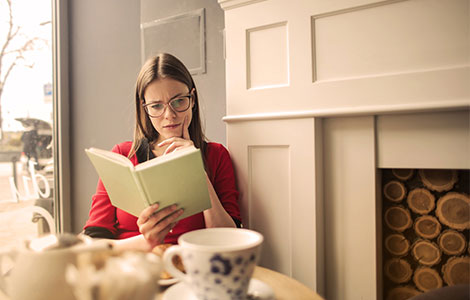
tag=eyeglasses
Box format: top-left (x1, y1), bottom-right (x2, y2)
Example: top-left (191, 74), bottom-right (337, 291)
top-left (143, 94), bottom-right (192, 117)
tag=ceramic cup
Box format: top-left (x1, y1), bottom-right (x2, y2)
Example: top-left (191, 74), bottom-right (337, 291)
top-left (163, 228), bottom-right (263, 300)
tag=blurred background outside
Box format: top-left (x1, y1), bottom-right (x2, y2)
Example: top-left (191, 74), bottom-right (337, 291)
top-left (0, 0), bottom-right (53, 251)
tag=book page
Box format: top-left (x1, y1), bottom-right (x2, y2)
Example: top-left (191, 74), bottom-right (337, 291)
top-left (85, 149), bottom-right (146, 216)
top-left (135, 148), bottom-right (211, 220)
top-left (86, 147), bottom-right (133, 168)
top-left (135, 146), bottom-right (198, 171)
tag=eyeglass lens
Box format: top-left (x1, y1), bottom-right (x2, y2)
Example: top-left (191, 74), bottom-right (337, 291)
top-left (146, 96), bottom-right (190, 117)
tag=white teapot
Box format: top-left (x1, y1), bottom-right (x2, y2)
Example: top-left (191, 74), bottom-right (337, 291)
top-left (0, 234), bottom-right (111, 300)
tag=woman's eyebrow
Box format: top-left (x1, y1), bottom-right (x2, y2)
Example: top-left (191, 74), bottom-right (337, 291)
top-left (147, 92), bottom-right (188, 103)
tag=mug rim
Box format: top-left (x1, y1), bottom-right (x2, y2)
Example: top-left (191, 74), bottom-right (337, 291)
top-left (177, 228), bottom-right (263, 252)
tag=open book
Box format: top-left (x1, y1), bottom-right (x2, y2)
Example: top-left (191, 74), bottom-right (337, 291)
top-left (85, 146), bottom-right (211, 219)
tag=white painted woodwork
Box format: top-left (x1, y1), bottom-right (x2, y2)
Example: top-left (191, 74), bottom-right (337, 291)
top-left (227, 118), bottom-right (324, 292)
top-left (377, 111), bottom-right (470, 169)
top-left (223, 0), bottom-right (469, 116)
top-left (313, 0), bottom-right (469, 81)
top-left (220, 0), bottom-right (470, 299)
top-left (246, 22), bottom-right (289, 89)
top-left (323, 116), bottom-right (379, 300)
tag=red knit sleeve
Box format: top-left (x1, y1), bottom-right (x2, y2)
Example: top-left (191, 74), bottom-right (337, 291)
top-left (206, 143), bottom-right (241, 224)
top-left (83, 143), bottom-right (132, 235)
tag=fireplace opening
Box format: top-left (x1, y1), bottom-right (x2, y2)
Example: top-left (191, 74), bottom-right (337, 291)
top-left (381, 168), bottom-right (469, 300)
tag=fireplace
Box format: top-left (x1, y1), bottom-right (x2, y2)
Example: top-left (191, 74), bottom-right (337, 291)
top-left (381, 168), bottom-right (469, 299)
top-left (220, 0), bottom-right (470, 299)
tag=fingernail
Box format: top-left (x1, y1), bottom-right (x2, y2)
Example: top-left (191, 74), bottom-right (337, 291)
top-left (178, 208), bottom-right (184, 214)
top-left (153, 203), bottom-right (159, 209)
top-left (171, 204), bottom-right (178, 209)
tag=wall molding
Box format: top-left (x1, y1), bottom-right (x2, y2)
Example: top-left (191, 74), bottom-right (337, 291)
top-left (223, 100), bottom-right (470, 122)
top-left (218, 0), bottom-right (267, 10)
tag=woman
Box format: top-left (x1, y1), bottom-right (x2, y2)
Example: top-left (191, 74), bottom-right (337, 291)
top-left (84, 53), bottom-right (241, 251)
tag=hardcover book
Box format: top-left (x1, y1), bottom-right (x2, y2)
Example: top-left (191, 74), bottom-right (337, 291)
top-left (85, 146), bottom-right (211, 219)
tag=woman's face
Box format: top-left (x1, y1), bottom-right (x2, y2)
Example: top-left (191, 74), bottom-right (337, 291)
top-left (143, 78), bottom-right (193, 143)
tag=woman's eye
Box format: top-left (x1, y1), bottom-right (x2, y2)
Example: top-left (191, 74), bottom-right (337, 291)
top-left (171, 98), bottom-right (186, 108)
top-left (150, 103), bottom-right (163, 110)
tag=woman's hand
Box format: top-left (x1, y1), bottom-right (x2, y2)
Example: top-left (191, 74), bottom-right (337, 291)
top-left (137, 203), bottom-right (184, 249)
top-left (158, 116), bottom-right (193, 155)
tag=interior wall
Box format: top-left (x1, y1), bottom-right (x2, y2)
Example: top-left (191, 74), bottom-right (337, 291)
top-left (141, 0), bottom-right (226, 145)
top-left (68, 0), bottom-right (141, 232)
top-left (68, 0), bottom-right (226, 232)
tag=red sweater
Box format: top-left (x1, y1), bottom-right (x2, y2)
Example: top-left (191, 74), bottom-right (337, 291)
top-left (84, 141), bottom-right (241, 244)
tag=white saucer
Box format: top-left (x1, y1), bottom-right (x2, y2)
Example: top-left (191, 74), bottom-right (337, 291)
top-left (162, 278), bottom-right (275, 300)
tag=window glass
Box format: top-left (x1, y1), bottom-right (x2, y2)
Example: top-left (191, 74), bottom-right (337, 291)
top-left (0, 0), bottom-right (54, 251)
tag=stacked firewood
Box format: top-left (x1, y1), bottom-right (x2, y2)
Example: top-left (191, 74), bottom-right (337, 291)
top-left (383, 169), bottom-right (470, 300)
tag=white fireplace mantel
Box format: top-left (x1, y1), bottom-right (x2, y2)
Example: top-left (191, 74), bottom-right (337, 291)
top-left (220, 0), bottom-right (470, 299)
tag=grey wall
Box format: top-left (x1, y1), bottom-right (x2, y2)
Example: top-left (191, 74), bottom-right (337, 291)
top-left (68, 1), bottom-right (226, 232)
top-left (69, 1), bottom-right (141, 232)
top-left (141, 0), bottom-right (226, 144)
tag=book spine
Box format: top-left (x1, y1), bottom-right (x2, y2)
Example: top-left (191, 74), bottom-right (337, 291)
top-left (130, 171), bottom-right (151, 207)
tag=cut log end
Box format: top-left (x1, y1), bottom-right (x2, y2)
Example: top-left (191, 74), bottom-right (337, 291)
top-left (385, 206), bottom-right (413, 232)
top-left (386, 286), bottom-right (421, 300)
top-left (384, 180), bottom-right (407, 203)
top-left (442, 256), bottom-right (470, 286)
top-left (385, 258), bottom-right (413, 283)
top-left (414, 215), bottom-right (441, 240)
top-left (419, 169), bottom-right (458, 192)
top-left (407, 188), bottom-right (435, 215)
top-left (385, 234), bottom-right (410, 256)
top-left (412, 240), bottom-right (442, 266)
top-left (438, 229), bottom-right (467, 256)
top-left (436, 192), bottom-right (470, 230)
top-left (413, 267), bottom-right (443, 292)
top-left (392, 169), bottom-right (414, 181)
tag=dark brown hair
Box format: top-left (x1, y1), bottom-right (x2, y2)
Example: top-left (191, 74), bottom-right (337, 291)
top-left (130, 53), bottom-right (208, 166)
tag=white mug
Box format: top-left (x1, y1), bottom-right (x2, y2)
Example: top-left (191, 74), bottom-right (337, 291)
top-left (163, 228), bottom-right (263, 300)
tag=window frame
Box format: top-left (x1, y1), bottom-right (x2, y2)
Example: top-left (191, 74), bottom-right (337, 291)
top-left (51, 0), bottom-right (71, 233)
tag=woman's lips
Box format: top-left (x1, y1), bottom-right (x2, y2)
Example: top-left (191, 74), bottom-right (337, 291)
top-left (163, 123), bottom-right (180, 129)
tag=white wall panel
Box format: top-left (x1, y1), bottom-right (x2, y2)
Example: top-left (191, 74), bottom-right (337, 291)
top-left (227, 118), bottom-right (324, 293)
top-left (247, 22), bottom-right (289, 89)
top-left (377, 110), bottom-right (470, 169)
top-left (248, 146), bottom-right (291, 273)
top-left (223, 0), bottom-right (470, 116)
top-left (313, 0), bottom-right (469, 81)
top-left (323, 116), bottom-right (378, 300)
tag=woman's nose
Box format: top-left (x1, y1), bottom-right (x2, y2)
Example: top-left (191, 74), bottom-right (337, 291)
top-left (163, 104), bottom-right (177, 118)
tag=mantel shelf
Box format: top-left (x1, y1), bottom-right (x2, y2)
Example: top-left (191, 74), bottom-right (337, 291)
top-left (223, 100), bottom-right (470, 122)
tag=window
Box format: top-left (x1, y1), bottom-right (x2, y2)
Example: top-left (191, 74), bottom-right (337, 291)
top-left (0, 0), bottom-right (56, 251)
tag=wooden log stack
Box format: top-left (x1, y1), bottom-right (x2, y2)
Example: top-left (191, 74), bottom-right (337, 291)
top-left (382, 169), bottom-right (469, 300)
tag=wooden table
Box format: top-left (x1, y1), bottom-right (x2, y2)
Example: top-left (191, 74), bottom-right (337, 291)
top-left (156, 266), bottom-right (324, 300)
top-left (0, 267), bottom-right (323, 300)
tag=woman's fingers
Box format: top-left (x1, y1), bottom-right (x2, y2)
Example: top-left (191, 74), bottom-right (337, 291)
top-left (163, 142), bottom-right (188, 155)
top-left (139, 204), bottom-right (178, 231)
top-left (137, 203), bottom-right (159, 226)
top-left (158, 138), bottom-right (194, 155)
top-left (157, 116), bottom-right (193, 155)
top-left (138, 204), bottom-right (184, 245)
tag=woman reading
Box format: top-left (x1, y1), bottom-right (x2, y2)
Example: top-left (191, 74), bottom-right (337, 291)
top-left (83, 53), bottom-right (241, 251)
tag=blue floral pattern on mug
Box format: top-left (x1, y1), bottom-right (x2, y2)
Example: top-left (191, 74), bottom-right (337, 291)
top-left (210, 254), bottom-right (232, 275)
top-left (184, 251), bottom-right (259, 300)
